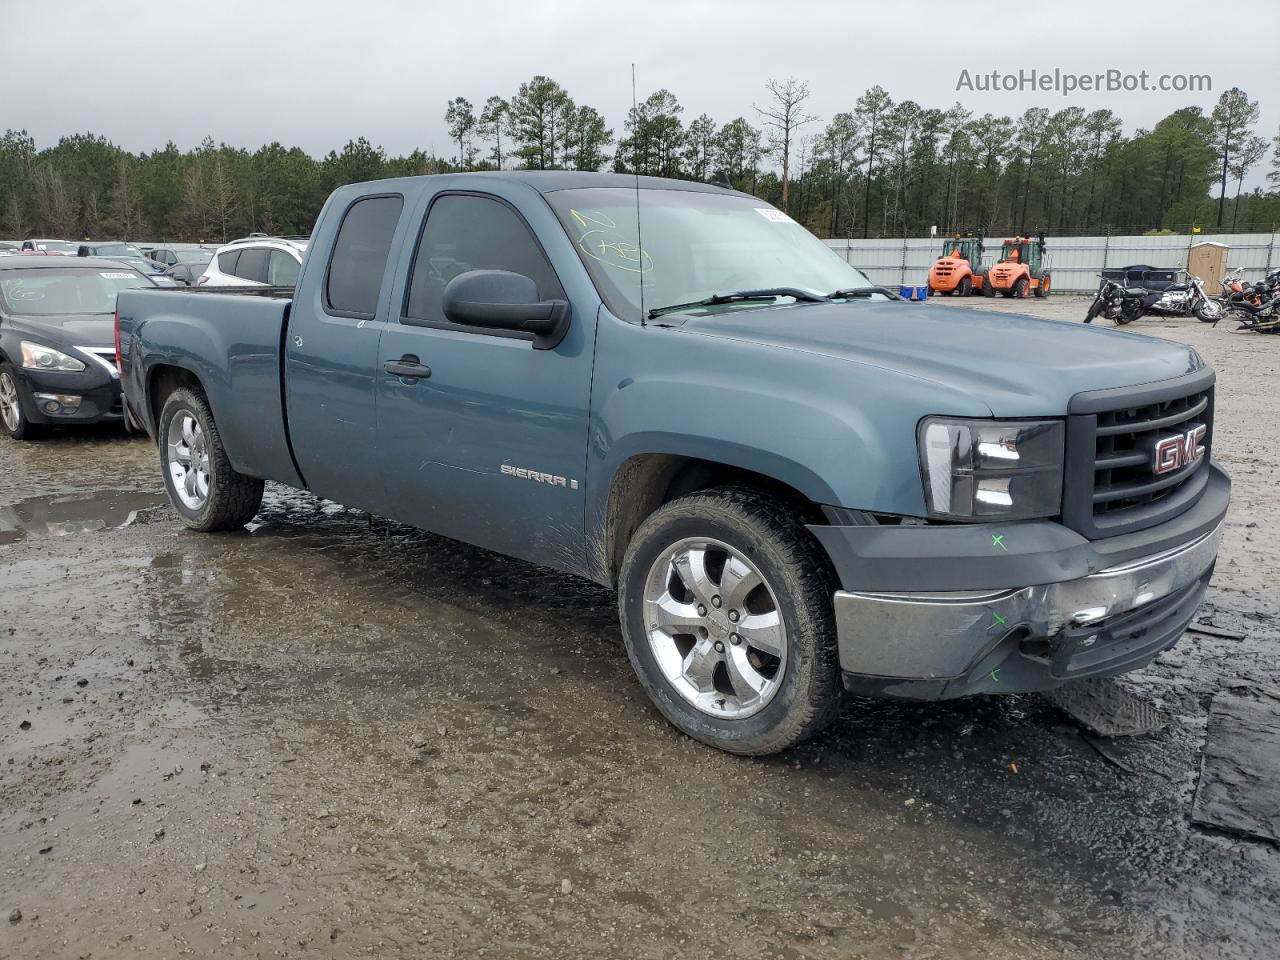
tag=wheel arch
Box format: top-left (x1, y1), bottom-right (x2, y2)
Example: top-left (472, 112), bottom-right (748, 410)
top-left (146, 362), bottom-right (207, 433)
top-left (596, 451), bottom-right (828, 587)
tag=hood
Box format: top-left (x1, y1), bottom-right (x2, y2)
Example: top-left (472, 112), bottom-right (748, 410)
top-left (673, 300), bottom-right (1202, 417)
top-left (8, 314), bottom-right (116, 349)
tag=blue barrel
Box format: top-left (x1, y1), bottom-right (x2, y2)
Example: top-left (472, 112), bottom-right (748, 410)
top-left (915, 285), bottom-right (928, 301)
top-left (899, 285), bottom-right (913, 300)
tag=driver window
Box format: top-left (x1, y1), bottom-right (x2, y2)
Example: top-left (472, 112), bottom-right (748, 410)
top-left (404, 194), bottom-right (562, 327)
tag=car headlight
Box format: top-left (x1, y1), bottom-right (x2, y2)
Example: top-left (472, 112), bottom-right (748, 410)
top-left (919, 417), bottom-right (1064, 520)
top-left (20, 341), bottom-right (86, 372)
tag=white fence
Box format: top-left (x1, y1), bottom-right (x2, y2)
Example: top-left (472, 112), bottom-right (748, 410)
top-left (824, 233), bottom-right (1280, 294)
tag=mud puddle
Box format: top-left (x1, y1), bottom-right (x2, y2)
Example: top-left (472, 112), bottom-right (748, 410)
top-left (0, 489), bottom-right (164, 544)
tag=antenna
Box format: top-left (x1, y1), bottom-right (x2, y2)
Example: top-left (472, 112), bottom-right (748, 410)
top-left (632, 63), bottom-right (646, 327)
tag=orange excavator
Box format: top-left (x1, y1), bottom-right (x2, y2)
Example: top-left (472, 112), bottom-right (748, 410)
top-left (984, 234), bottom-right (1051, 298)
top-left (927, 234), bottom-right (985, 296)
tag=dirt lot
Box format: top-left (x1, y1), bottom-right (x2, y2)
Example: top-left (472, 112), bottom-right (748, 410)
top-left (2, 295), bottom-right (1277, 960)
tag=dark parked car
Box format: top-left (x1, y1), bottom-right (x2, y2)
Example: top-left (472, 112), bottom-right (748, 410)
top-left (0, 257), bottom-right (153, 438)
top-left (104, 256), bottom-right (181, 286)
top-left (163, 261), bottom-right (210, 286)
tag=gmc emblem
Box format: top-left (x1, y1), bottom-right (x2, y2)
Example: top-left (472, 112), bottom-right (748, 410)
top-left (1153, 424), bottom-right (1206, 475)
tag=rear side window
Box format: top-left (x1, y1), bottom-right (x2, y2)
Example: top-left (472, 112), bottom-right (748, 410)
top-left (217, 249), bottom-right (241, 275)
top-left (405, 194), bottom-right (562, 325)
top-left (236, 248), bottom-right (269, 284)
top-left (326, 195), bottom-right (403, 317)
top-left (268, 249), bottom-right (300, 286)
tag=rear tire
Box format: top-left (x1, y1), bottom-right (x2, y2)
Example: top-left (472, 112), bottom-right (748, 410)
top-left (1034, 273), bottom-right (1050, 297)
top-left (618, 486), bottom-right (844, 755)
top-left (983, 276), bottom-right (996, 297)
top-left (158, 387), bottom-right (264, 531)
top-left (958, 276), bottom-right (972, 297)
top-left (0, 363), bottom-right (42, 441)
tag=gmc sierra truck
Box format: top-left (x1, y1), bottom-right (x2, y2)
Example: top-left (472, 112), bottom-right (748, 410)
top-left (116, 172), bottom-right (1229, 755)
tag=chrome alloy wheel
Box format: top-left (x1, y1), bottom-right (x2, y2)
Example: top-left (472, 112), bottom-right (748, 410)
top-left (642, 537), bottom-right (787, 719)
top-left (166, 412), bottom-right (210, 510)
top-left (0, 371), bottom-right (20, 432)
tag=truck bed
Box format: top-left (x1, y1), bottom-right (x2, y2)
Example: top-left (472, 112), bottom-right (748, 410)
top-left (116, 286), bottom-right (303, 488)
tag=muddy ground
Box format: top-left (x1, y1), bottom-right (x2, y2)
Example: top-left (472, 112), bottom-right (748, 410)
top-left (1, 296), bottom-right (1277, 959)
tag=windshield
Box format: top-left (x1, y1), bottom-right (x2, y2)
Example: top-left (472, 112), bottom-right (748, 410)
top-left (90, 243), bottom-right (143, 256)
top-left (176, 250), bottom-right (213, 264)
top-left (0, 267), bottom-right (151, 316)
top-left (32, 240), bottom-right (77, 253)
top-left (544, 188), bottom-right (875, 321)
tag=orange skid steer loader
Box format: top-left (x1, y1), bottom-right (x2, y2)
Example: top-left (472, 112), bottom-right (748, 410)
top-left (927, 234), bottom-right (986, 296)
top-left (984, 234), bottom-right (1051, 298)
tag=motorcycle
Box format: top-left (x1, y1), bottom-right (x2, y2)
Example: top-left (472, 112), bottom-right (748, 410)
top-left (1140, 274), bottom-right (1222, 322)
top-left (1084, 276), bottom-right (1147, 325)
top-left (1226, 282), bottom-right (1280, 332)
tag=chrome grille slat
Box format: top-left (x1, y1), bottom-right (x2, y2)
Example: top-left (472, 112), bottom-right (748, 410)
top-left (1062, 377), bottom-right (1214, 539)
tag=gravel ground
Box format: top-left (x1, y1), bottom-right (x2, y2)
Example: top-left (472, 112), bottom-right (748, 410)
top-left (1, 295), bottom-right (1277, 959)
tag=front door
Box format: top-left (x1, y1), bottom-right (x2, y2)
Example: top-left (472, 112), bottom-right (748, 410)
top-left (375, 191), bottom-right (596, 574)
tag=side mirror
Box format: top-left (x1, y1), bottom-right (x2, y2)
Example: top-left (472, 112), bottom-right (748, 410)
top-left (442, 270), bottom-right (569, 350)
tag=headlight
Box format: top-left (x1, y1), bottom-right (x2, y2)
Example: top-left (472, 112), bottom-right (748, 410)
top-left (20, 341), bottom-right (86, 372)
top-left (919, 417), bottom-right (1064, 520)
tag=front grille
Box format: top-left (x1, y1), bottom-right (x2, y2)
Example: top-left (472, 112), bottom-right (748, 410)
top-left (1063, 370), bottom-right (1215, 538)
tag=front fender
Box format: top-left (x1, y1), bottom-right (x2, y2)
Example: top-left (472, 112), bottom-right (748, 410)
top-left (583, 312), bottom-right (986, 581)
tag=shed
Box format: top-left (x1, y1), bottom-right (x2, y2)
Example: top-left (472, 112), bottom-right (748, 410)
top-left (1188, 242), bottom-right (1229, 287)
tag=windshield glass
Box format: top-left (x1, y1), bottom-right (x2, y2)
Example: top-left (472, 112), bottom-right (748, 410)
top-left (544, 188), bottom-right (875, 321)
top-left (0, 267), bottom-right (151, 316)
top-left (176, 250), bottom-right (213, 264)
top-left (91, 243), bottom-right (143, 256)
top-left (33, 240), bottom-right (77, 253)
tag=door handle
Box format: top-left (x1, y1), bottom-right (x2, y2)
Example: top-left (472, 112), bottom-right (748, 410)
top-left (384, 356), bottom-right (432, 380)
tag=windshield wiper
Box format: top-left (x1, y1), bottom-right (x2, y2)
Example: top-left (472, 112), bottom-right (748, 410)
top-left (827, 286), bottom-right (902, 300)
top-left (647, 287), bottom-right (829, 320)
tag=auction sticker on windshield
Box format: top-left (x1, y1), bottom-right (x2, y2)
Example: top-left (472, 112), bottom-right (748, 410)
top-left (754, 208), bottom-right (793, 223)
top-left (100, 272), bottom-right (136, 279)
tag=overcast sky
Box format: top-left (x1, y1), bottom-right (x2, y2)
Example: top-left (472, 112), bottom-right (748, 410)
top-left (3, 0), bottom-right (1276, 187)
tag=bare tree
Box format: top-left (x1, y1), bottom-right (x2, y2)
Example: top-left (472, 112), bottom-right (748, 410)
top-left (754, 78), bottom-right (817, 211)
top-left (1229, 134), bottom-right (1269, 229)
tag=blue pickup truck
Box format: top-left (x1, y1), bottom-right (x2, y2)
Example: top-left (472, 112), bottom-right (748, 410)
top-left (116, 172), bottom-right (1229, 755)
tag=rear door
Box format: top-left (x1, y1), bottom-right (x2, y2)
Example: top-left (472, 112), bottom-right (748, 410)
top-left (374, 190), bottom-right (595, 573)
top-left (284, 192), bottom-right (406, 512)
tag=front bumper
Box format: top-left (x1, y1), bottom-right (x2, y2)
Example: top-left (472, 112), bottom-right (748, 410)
top-left (813, 463), bottom-right (1229, 699)
top-left (14, 363), bottom-right (123, 425)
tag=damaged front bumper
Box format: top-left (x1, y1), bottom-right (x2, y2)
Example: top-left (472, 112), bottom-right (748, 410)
top-left (811, 463), bottom-right (1230, 700)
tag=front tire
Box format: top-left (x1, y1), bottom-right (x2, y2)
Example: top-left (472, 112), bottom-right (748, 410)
top-left (958, 276), bottom-right (972, 297)
top-left (0, 362), bottom-right (41, 441)
top-left (1196, 299), bottom-right (1223, 323)
top-left (618, 486), bottom-right (844, 755)
top-left (158, 387), bottom-right (264, 531)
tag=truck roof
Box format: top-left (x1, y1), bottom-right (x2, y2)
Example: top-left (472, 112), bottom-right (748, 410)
top-left (335, 170), bottom-right (752, 198)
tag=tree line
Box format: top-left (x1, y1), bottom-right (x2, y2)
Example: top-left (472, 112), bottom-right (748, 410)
top-left (2, 76), bottom-right (1277, 244)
